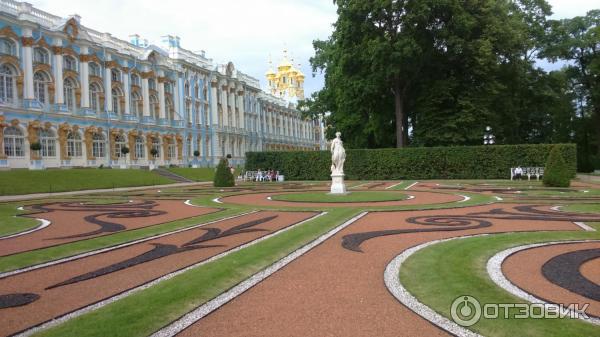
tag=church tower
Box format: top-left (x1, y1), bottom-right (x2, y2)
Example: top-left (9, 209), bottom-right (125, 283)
top-left (265, 49), bottom-right (305, 101)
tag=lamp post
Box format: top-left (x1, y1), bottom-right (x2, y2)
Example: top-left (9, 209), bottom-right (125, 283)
top-left (483, 126), bottom-right (495, 145)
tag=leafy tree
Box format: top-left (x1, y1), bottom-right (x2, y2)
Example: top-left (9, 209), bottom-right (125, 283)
top-left (213, 158), bottom-right (234, 187)
top-left (543, 146), bottom-right (571, 187)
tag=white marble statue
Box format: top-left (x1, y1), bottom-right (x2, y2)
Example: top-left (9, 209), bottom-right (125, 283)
top-left (330, 132), bottom-right (346, 175)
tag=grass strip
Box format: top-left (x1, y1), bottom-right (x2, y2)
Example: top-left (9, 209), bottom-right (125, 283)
top-left (35, 208), bottom-right (358, 337)
top-left (0, 203), bottom-right (39, 237)
top-left (400, 223), bottom-right (600, 337)
top-left (271, 190), bottom-right (409, 203)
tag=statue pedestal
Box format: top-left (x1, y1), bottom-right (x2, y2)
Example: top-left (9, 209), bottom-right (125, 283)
top-left (329, 173), bottom-right (347, 194)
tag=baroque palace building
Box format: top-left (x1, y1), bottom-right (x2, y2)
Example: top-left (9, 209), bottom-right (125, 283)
top-left (0, 0), bottom-right (325, 169)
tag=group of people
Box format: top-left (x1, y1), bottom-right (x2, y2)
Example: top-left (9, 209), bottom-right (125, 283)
top-left (255, 169), bottom-right (280, 182)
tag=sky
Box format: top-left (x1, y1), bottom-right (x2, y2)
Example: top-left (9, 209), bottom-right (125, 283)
top-left (30, 0), bottom-right (599, 96)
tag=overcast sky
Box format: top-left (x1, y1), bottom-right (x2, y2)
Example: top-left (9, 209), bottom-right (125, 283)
top-left (31, 0), bottom-right (599, 96)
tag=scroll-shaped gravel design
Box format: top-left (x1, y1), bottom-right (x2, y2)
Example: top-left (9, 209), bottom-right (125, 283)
top-left (0, 293), bottom-right (40, 309)
top-left (542, 248), bottom-right (600, 302)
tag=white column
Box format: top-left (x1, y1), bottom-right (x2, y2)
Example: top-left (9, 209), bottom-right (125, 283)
top-left (228, 87), bottom-right (235, 127)
top-left (221, 85), bottom-right (229, 126)
top-left (53, 38), bottom-right (64, 104)
top-left (79, 45), bottom-right (90, 108)
top-left (104, 54), bottom-right (112, 112)
top-left (210, 80), bottom-right (218, 125)
top-left (238, 89), bottom-right (245, 131)
top-left (158, 72), bottom-right (166, 120)
top-left (142, 76), bottom-right (150, 117)
top-left (22, 27), bottom-right (34, 100)
top-left (123, 65), bottom-right (130, 115)
top-left (173, 76), bottom-right (181, 120)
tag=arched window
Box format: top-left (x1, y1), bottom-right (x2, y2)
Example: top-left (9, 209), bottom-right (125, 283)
top-left (0, 64), bottom-right (15, 104)
top-left (184, 82), bottom-right (190, 97)
top-left (90, 83), bottom-right (102, 112)
top-left (3, 126), bottom-right (24, 157)
top-left (151, 138), bottom-right (160, 158)
top-left (164, 83), bottom-right (172, 94)
top-left (33, 71), bottom-right (50, 104)
top-left (111, 69), bottom-right (120, 82)
top-left (131, 74), bottom-right (140, 86)
top-left (114, 134), bottom-right (126, 158)
top-left (111, 88), bottom-right (122, 114)
top-left (64, 56), bottom-right (77, 71)
top-left (89, 62), bottom-right (101, 77)
top-left (148, 79), bottom-right (156, 90)
top-left (39, 129), bottom-right (56, 157)
top-left (92, 133), bottom-right (105, 158)
top-left (63, 78), bottom-right (76, 111)
top-left (66, 131), bottom-right (82, 157)
top-left (135, 136), bottom-right (145, 159)
top-left (166, 98), bottom-right (174, 120)
top-left (33, 48), bottom-right (49, 64)
top-left (149, 95), bottom-right (159, 119)
top-left (130, 91), bottom-right (142, 116)
top-left (0, 38), bottom-right (15, 56)
top-left (168, 138), bottom-right (176, 159)
top-left (205, 135), bottom-right (211, 157)
top-left (203, 87), bottom-right (207, 101)
top-left (186, 137), bottom-right (191, 157)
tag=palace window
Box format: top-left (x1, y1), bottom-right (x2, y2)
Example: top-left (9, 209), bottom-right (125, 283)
top-left (63, 78), bottom-right (76, 111)
top-left (205, 136), bottom-right (210, 157)
top-left (33, 48), bottom-right (49, 64)
top-left (39, 129), bottom-right (56, 157)
top-left (131, 74), bottom-right (141, 86)
top-left (186, 137), bottom-right (191, 157)
top-left (151, 138), bottom-right (160, 158)
top-left (114, 134), bottom-right (126, 158)
top-left (89, 62), bottom-right (101, 77)
top-left (168, 139), bottom-right (176, 159)
top-left (33, 71), bottom-right (50, 105)
top-left (0, 64), bottom-right (16, 104)
top-left (164, 83), bottom-right (172, 94)
top-left (135, 136), bottom-right (145, 159)
top-left (166, 98), bottom-right (174, 120)
top-left (66, 131), bottom-right (82, 157)
top-left (90, 83), bottom-right (102, 112)
top-left (92, 133), bottom-right (105, 158)
top-left (130, 91), bottom-right (142, 116)
top-left (64, 56), bottom-right (77, 71)
top-left (3, 126), bottom-right (24, 157)
top-left (0, 38), bottom-right (15, 56)
top-left (111, 69), bottom-right (120, 82)
top-left (111, 88), bottom-right (122, 114)
top-left (149, 95), bottom-right (159, 119)
top-left (148, 79), bottom-right (156, 91)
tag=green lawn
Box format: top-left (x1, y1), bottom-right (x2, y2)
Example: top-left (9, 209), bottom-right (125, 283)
top-left (400, 223), bottom-right (600, 337)
top-left (271, 190), bottom-right (410, 203)
top-left (0, 203), bottom-right (39, 237)
top-left (36, 208), bottom-right (358, 337)
top-left (0, 169), bottom-right (174, 195)
top-left (167, 167), bottom-right (243, 182)
top-left (561, 203), bottom-right (600, 213)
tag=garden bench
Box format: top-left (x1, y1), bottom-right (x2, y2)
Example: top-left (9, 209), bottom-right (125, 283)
top-left (510, 167), bottom-right (544, 180)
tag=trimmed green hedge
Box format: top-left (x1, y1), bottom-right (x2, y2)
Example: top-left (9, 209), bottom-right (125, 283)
top-left (246, 144), bottom-right (577, 180)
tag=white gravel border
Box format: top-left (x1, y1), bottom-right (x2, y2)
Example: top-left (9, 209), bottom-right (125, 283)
top-left (0, 218), bottom-right (51, 240)
top-left (385, 181), bottom-right (404, 190)
top-left (211, 197), bottom-right (223, 204)
top-left (384, 234), bottom-right (487, 337)
top-left (487, 240), bottom-right (600, 326)
top-left (150, 211), bottom-right (368, 337)
top-left (405, 181), bottom-right (419, 190)
top-left (459, 195), bottom-right (471, 203)
top-left (13, 211), bottom-right (327, 337)
top-left (0, 211), bottom-right (257, 280)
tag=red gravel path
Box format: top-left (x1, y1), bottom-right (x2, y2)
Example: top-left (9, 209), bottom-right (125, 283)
top-left (0, 200), bottom-right (218, 257)
top-left (178, 204), bottom-right (580, 337)
top-left (503, 241), bottom-right (600, 317)
top-left (0, 211), bottom-right (317, 336)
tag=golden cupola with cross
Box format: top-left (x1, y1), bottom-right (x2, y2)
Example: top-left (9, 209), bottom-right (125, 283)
top-left (266, 49), bottom-right (305, 101)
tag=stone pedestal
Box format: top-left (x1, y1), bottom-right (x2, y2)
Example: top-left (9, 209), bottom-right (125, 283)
top-left (330, 173), bottom-right (347, 194)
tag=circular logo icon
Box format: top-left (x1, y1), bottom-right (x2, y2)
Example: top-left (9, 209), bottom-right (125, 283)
top-left (451, 295), bottom-right (482, 327)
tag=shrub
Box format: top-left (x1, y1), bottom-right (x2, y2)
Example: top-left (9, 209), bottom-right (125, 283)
top-left (246, 144), bottom-right (577, 180)
top-left (543, 146), bottom-right (572, 187)
top-left (193, 150), bottom-right (200, 157)
top-left (29, 142), bottom-right (41, 151)
top-left (150, 148), bottom-right (159, 158)
top-left (121, 146), bottom-right (130, 156)
top-left (213, 158), bottom-right (234, 187)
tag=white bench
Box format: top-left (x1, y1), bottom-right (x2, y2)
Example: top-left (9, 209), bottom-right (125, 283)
top-left (510, 167), bottom-right (544, 180)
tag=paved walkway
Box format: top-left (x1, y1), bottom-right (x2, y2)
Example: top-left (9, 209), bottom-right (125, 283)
top-left (0, 181), bottom-right (210, 202)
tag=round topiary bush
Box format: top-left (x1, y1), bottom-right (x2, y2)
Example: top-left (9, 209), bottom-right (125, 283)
top-left (543, 146), bottom-right (571, 187)
top-left (213, 158), bottom-right (234, 187)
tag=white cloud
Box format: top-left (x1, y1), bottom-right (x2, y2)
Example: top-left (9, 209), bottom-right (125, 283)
top-left (27, 0), bottom-right (600, 97)
top-left (30, 0), bottom-right (337, 97)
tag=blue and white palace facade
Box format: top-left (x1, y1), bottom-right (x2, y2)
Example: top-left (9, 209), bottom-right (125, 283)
top-left (0, 0), bottom-right (325, 169)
